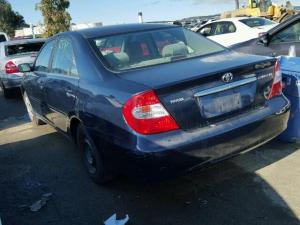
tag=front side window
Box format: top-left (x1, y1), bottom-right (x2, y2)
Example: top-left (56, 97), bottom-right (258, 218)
top-left (5, 42), bottom-right (44, 56)
top-left (270, 21), bottom-right (300, 44)
top-left (199, 24), bottom-right (213, 36)
top-left (51, 38), bottom-right (78, 76)
top-left (35, 40), bottom-right (55, 72)
top-left (94, 27), bottom-right (225, 71)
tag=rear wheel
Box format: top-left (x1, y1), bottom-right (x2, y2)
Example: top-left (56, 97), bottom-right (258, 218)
top-left (76, 124), bottom-right (113, 184)
top-left (23, 91), bottom-right (44, 126)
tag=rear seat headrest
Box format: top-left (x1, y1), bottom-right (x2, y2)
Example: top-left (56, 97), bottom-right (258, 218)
top-left (162, 42), bottom-right (188, 57)
top-left (104, 52), bottom-right (129, 68)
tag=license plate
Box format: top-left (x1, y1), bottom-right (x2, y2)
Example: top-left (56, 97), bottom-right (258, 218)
top-left (199, 93), bottom-right (242, 118)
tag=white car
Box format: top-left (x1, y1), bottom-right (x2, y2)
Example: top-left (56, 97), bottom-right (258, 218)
top-left (197, 17), bottom-right (278, 47)
top-left (0, 38), bottom-right (45, 97)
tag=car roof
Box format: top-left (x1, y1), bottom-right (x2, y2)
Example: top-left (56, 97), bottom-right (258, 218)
top-left (75, 23), bottom-right (176, 39)
top-left (0, 38), bottom-right (46, 46)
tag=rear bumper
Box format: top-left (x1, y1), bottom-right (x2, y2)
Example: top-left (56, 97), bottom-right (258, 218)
top-left (1, 75), bottom-right (23, 89)
top-left (96, 96), bottom-right (290, 180)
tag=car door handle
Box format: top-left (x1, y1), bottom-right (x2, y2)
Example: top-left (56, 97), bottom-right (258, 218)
top-left (270, 52), bottom-right (277, 57)
top-left (65, 88), bottom-right (76, 98)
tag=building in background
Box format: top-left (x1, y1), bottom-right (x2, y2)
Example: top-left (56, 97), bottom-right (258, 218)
top-left (14, 22), bottom-right (103, 39)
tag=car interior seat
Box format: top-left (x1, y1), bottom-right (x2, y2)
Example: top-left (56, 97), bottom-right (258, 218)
top-left (162, 42), bottom-right (188, 58)
top-left (104, 52), bottom-right (129, 69)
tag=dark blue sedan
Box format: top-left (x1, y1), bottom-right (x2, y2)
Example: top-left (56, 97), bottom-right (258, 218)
top-left (19, 23), bottom-right (290, 183)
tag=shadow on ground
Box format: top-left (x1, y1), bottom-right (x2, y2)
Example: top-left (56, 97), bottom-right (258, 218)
top-left (0, 130), bottom-right (299, 225)
top-left (0, 90), bottom-right (29, 130)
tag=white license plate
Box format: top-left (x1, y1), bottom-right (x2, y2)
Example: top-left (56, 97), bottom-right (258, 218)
top-left (201, 93), bottom-right (242, 118)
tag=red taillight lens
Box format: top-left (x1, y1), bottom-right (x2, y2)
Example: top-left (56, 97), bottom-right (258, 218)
top-left (123, 90), bottom-right (180, 135)
top-left (5, 61), bottom-right (19, 74)
top-left (268, 60), bottom-right (282, 99)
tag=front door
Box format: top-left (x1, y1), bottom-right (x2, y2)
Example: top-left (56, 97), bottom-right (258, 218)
top-left (27, 39), bottom-right (56, 117)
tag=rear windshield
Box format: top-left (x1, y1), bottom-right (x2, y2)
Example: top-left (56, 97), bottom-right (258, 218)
top-left (5, 42), bottom-right (45, 56)
top-left (0, 34), bottom-right (7, 42)
top-left (93, 27), bottom-right (225, 71)
top-left (239, 18), bottom-right (276, 28)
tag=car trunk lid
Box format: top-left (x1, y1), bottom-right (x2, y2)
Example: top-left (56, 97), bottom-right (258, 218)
top-left (120, 51), bottom-right (276, 130)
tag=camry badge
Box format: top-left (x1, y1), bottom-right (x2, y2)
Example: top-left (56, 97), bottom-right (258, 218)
top-left (222, 73), bottom-right (233, 83)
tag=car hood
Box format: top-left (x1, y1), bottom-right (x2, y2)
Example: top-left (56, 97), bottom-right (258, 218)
top-left (118, 50), bottom-right (271, 89)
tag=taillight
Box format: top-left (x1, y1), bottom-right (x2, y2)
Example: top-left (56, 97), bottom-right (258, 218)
top-left (268, 60), bottom-right (282, 99)
top-left (5, 61), bottom-right (19, 74)
top-left (123, 90), bottom-right (180, 135)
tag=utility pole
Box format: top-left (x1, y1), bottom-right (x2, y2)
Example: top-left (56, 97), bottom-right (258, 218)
top-left (235, 0), bottom-right (239, 9)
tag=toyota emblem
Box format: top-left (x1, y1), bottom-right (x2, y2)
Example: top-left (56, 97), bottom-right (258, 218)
top-left (222, 73), bottom-right (233, 83)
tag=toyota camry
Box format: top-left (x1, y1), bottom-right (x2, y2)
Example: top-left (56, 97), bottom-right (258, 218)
top-left (19, 23), bottom-right (290, 183)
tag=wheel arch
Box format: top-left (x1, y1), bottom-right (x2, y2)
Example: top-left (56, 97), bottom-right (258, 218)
top-left (69, 116), bottom-right (82, 143)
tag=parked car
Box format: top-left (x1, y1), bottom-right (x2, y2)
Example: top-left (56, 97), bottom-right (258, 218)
top-left (0, 38), bottom-right (45, 97)
top-left (0, 32), bottom-right (9, 43)
top-left (231, 14), bottom-right (300, 57)
top-left (19, 23), bottom-right (290, 183)
top-left (197, 17), bottom-right (278, 47)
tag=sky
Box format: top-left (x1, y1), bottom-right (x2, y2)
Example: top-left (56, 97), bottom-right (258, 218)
top-left (8, 0), bottom-right (300, 25)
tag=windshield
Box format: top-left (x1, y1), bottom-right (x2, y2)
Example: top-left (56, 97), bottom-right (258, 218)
top-left (239, 18), bottom-right (276, 28)
top-left (5, 42), bottom-right (45, 56)
top-left (93, 27), bottom-right (225, 71)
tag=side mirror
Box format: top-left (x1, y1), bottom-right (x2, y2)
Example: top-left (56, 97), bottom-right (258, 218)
top-left (200, 27), bottom-right (210, 37)
top-left (258, 34), bottom-right (269, 46)
top-left (18, 63), bottom-right (32, 73)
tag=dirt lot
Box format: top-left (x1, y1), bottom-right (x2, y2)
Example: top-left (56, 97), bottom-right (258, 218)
top-left (0, 92), bottom-right (299, 225)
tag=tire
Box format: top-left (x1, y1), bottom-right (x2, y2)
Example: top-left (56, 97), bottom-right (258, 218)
top-left (76, 124), bottom-right (113, 184)
top-left (23, 91), bottom-right (45, 126)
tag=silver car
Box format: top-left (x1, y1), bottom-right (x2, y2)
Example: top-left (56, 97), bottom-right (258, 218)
top-left (0, 38), bottom-right (45, 97)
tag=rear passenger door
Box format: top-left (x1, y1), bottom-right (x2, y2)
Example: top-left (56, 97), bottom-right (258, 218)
top-left (44, 37), bottom-right (79, 132)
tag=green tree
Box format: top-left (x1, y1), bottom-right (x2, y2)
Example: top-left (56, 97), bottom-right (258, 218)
top-left (37, 0), bottom-right (71, 37)
top-left (0, 0), bottom-right (28, 37)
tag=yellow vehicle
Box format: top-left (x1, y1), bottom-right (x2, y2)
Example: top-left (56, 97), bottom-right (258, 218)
top-left (221, 0), bottom-right (298, 23)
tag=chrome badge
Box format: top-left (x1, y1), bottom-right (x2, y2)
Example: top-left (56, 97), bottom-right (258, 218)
top-left (222, 73), bottom-right (233, 83)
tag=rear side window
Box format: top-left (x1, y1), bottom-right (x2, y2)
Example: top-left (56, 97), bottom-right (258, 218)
top-left (239, 18), bottom-right (276, 27)
top-left (5, 42), bottom-right (44, 56)
top-left (0, 34), bottom-right (7, 43)
top-left (51, 38), bottom-right (78, 76)
top-left (35, 40), bottom-right (55, 72)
